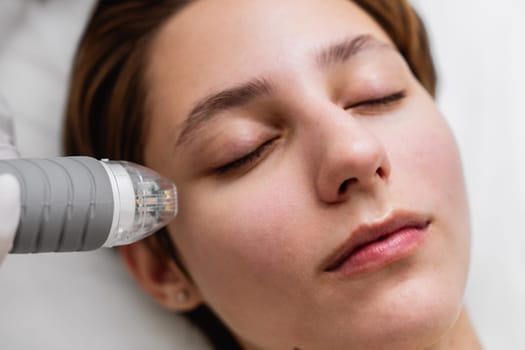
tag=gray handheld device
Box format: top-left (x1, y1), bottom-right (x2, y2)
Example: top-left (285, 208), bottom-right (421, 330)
top-left (0, 157), bottom-right (177, 253)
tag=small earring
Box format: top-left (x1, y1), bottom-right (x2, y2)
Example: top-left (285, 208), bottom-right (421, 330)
top-left (177, 290), bottom-right (189, 303)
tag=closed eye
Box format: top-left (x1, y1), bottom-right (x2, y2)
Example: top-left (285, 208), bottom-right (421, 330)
top-left (216, 138), bottom-right (277, 175)
top-left (346, 91), bottom-right (406, 110)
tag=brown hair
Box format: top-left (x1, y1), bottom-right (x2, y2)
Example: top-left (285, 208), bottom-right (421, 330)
top-left (64, 1), bottom-right (437, 348)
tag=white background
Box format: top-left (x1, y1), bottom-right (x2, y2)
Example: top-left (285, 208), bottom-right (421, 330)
top-left (411, 2), bottom-right (525, 348)
top-left (0, 1), bottom-right (523, 349)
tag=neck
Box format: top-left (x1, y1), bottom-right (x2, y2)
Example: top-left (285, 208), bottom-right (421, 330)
top-left (427, 307), bottom-right (482, 350)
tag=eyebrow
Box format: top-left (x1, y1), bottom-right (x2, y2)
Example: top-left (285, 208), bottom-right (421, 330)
top-left (175, 34), bottom-right (388, 147)
top-left (316, 34), bottom-right (389, 68)
top-left (176, 78), bottom-right (275, 146)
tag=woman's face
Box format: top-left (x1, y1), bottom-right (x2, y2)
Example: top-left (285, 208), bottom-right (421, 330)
top-left (143, 0), bottom-right (471, 349)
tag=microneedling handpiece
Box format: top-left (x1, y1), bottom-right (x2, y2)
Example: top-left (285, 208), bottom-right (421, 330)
top-left (0, 157), bottom-right (177, 254)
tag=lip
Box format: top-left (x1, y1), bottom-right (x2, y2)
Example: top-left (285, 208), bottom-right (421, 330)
top-left (323, 210), bottom-right (432, 277)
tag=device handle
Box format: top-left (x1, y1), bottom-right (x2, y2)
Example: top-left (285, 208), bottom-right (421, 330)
top-left (0, 157), bottom-right (114, 253)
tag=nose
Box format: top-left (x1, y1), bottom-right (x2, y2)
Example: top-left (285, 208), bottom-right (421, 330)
top-left (314, 112), bottom-right (391, 204)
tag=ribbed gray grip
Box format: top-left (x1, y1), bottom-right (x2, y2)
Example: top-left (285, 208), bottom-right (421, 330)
top-left (0, 157), bottom-right (114, 253)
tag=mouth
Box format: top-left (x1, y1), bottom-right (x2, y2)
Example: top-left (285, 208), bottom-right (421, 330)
top-left (323, 210), bottom-right (432, 278)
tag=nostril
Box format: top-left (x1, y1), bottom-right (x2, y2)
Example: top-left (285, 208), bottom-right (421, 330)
top-left (377, 166), bottom-right (386, 178)
top-left (338, 178), bottom-right (358, 195)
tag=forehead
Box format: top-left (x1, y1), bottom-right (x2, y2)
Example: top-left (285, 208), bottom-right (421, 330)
top-left (146, 0), bottom-right (392, 118)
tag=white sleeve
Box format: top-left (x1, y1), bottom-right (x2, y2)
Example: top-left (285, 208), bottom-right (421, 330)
top-left (0, 95), bottom-right (19, 159)
top-left (0, 173), bottom-right (20, 264)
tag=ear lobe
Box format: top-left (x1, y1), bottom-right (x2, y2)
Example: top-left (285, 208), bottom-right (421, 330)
top-left (119, 237), bottom-right (203, 311)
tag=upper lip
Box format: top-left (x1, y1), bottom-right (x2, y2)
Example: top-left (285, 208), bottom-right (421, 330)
top-left (323, 210), bottom-right (432, 272)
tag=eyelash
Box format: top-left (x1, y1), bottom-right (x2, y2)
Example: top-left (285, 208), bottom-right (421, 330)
top-left (347, 91), bottom-right (406, 110)
top-left (216, 138), bottom-right (276, 175)
top-left (215, 92), bottom-right (406, 175)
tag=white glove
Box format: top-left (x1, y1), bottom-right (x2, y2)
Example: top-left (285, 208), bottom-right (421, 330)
top-left (0, 94), bottom-right (20, 263)
top-left (0, 174), bottom-right (20, 264)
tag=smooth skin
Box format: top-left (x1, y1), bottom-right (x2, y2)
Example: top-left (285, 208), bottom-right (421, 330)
top-left (120, 0), bottom-right (482, 349)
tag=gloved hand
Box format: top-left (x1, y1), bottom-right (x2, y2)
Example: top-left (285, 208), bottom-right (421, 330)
top-left (0, 94), bottom-right (20, 263)
top-left (0, 174), bottom-right (20, 264)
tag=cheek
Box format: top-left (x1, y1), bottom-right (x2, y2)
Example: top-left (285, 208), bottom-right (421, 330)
top-left (396, 120), bottom-right (465, 200)
top-left (387, 93), bottom-right (469, 219)
top-left (170, 167), bottom-right (312, 305)
top-left (386, 95), bottom-right (471, 290)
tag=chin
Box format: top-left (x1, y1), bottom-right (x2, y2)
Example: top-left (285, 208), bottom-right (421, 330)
top-left (355, 272), bottom-right (466, 350)
top-left (311, 263), bottom-right (465, 350)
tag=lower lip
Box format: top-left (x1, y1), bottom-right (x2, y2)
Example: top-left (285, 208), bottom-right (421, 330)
top-left (328, 225), bottom-right (430, 278)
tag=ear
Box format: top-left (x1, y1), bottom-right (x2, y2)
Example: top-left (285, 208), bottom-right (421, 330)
top-left (119, 236), bottom-right (203, 311)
